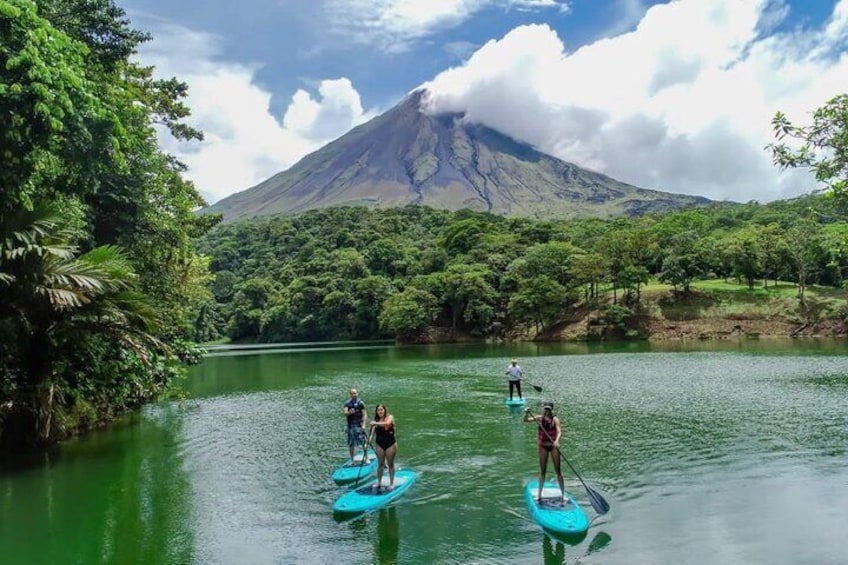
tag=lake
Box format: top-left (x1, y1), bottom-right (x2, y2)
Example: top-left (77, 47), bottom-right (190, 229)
top-left (2, 340), bottom-right (848, 564)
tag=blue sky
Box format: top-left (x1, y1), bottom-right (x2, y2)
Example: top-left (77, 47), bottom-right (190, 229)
top-left (119, 0), bottom-right (848, 204)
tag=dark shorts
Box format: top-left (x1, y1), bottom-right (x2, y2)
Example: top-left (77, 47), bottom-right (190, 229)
top-left (540, 443), bottom-right (555, 453)
top-left (347, 427), bottom-right (367, 447)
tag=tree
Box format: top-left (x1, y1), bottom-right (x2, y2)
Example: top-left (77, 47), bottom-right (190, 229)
top-left (757, 223), bottom-right (787, 288)
top-left (439, 218), bottom-right (483, 256)
top-left (508, 276), bottom-right (569, 334)
top-left (379, 288), bottom-right (437, 341)
top-left (0, 0), bottom-right (114, 210)
top-left (570, 252), bottom-right (608, 302)
top-left (227, 278), bottom-right (274, 341)
top-left (353, 276), bottom-right (395, 337)
top-left (821, 223), bottom-right (848, 287)
top-left (0, 204), bottom-right (159, 444)
top-left (620, 265), bottom-right (649, 303)
top-left (597, 230), bottom-right (630, 304)
top-left (768, 94), bottom-right (848, 200)
top-left (441, 263), bottom-right (497, 331)
top-left (514, 241), bottom-right (582, 288)
top-left (658, 231), bottom-right (705, 293)
top-left (785, 219), bottom-right (823, 299)
top-left (725, 229), bottom-right (763, 289)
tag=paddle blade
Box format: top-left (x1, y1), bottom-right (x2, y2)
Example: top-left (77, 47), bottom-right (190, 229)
top-left (587, 531), bottom-right (612, 554)
top-left (586, 486), bottom-right (610, 515)
top-left (530, 383), bottom-right (543, 392)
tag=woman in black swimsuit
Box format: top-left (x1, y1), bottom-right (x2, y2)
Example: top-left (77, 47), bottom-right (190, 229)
top-left (369, 403), bottom-right (397, 492)
top-left (524, 401), bottom-right (565, 503)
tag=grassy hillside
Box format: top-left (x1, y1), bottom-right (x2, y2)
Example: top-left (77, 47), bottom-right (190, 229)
top-left (549, 279), bottom-right (847, 341)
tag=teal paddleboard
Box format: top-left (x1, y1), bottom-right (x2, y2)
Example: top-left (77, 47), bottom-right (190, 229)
top-left (332, 449), bottom-right (377, 485)
top-left (525, 480), bottom-right (589, 536)
top-left (333, 469), bottom-right (418, 514)
top-left (505, 397), bottom-right (526, 407)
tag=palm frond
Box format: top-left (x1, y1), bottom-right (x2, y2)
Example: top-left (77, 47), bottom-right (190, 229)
top-left (35, 286), bottom-right (90, 310)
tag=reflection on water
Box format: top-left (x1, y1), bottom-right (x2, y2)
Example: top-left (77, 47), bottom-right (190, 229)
top-left (543, 534), bottom-right (566, 564)
top-left (542, 530), bottom-right (614, 565)
top-left (377, 507), bottom-right (400, 565)
top-left (0, 407), bottom-right (195, 564)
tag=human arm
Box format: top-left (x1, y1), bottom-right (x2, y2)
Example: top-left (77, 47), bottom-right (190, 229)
top-left (370, 414), bottom-right (394, 428)
top-left (361, 404), bottom-right (368, 429)
top-left (523, 407), bottom-right (537, 423)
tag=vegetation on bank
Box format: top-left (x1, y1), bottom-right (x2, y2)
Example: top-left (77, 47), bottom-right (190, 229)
top-left (195, 193), bottom-right (848, 345)
top-left (0, 0), bottom-right (215, 447)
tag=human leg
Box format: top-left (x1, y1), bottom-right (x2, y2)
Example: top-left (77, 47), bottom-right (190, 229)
top-left (516, 381), bottom-right (523, 399)
top-left (385, 443), bottom-right (397, 488)
top-left (346, 427), bottom-right (357, 459)
top-left (551, 448), bottom-right (565, 501)
top-left (509, 380), bottom-right (516, 400)
top-left (537, 445), bottom-right (550, 501)
top-left (374, 444), bottom-right (386, 490)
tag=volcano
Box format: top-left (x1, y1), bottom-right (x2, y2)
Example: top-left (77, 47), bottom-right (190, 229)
top-left (203, 90), bottom-right (709, 223)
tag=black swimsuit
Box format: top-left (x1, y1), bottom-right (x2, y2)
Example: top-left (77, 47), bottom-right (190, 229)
top-left (374, 421), bottom-right (396, 450)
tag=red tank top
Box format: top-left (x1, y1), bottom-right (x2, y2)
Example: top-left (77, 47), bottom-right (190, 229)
top-left (537, 416), bottom-right (556, 445)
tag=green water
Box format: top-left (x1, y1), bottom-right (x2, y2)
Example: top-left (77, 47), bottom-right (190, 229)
top-left (2, 340), bottom-right (848, 564)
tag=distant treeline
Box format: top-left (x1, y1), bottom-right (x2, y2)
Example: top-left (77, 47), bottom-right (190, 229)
top-left (195, 194), bottom-right (848, 343)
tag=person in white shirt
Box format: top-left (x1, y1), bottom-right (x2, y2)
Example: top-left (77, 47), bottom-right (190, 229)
top-left (505, 358), bottom-right (524, 400)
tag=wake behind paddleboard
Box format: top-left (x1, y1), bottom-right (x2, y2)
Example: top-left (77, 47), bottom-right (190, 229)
top-left (333, 469), bottom-right (418, 514)
top-left (524, 480), bottom-right (589, 536)
top-left (332, 449), bottom-right (378, 485)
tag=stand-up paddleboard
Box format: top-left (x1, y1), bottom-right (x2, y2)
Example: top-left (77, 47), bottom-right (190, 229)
top-left (332, 449), bottom-right (377, 485)
top-left (333, 469), bottom-right (418, 514)
top-left (505, 397), bottom-right (527, 408)
top-left (525, 480), bottom-right (589, 536)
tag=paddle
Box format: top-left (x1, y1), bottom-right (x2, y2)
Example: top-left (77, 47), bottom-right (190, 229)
top-left (525, 406), bottom-right (610, 515)
top-left (353, 427), bottom-right (375, 485)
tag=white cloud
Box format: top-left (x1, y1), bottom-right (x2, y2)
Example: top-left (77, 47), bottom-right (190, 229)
top-left (282, 78), bottom-right (367, 141)
top-left (137, 24), bottom-right (375, 204)
top-left (325, 0), bottom-right (570, 52)
top-left (421, 0), bottom-right (848, 202)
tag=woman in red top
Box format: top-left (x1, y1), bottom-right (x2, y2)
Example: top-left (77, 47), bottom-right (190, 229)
top-left (525, 401), bottom-right (565, 503)
top-left (369, 403), bottom-right (397, 492)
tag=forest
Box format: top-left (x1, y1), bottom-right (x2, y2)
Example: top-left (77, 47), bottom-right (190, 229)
top-left (195, 193), bottom-right (848, 344)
